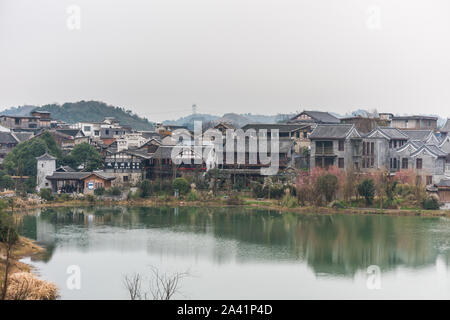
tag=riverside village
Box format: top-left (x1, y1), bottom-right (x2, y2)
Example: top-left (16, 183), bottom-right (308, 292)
top-left (3, 103), bottom-right (450, 300)
top-left (0, 107), bottom-right (448, 209)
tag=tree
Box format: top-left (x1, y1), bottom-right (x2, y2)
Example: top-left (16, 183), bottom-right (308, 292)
top-left (0, 199), bottom-right (18, 300)
top-left (66, 143), bottom-right (103, 171)
top-left (358, 179), bottom-right (375, 206)
top-left (139, 180), bottom-right (153, 198)
top-left (3, 132), bottom-right (62, 178)
top-left (172, 178), bottom-right (189, 195)
top-left (315, 174), bottom-right (338, 204)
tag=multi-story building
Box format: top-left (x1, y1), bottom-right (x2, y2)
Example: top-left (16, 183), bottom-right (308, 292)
top-left (391, 115), bottom-right (438, 131)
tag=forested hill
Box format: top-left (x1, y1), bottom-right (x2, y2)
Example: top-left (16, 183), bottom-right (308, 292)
top-left (1, 101), bottom-right (155, 131)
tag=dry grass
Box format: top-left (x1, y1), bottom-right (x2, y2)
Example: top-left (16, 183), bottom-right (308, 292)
top-left (5, 272), bottom-right (58, 300)
top-left (1, 237), bottom-right (58, 300)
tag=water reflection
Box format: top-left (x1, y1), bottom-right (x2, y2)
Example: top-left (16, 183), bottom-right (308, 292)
top-left (19, 206), bottom-right (450, 277)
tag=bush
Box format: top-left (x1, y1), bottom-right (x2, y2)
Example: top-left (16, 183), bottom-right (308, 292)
top-left (251, 182), bottom-right (265, 198)
top-left (331, 200), bottom-right (348, 209)
top-left (172, 177), bottom-right (189, 195)
top-left (358, 179), bottom-right (375, 206)
top-left (107, 186), bottom-right (121, 196)
top-left (225, 194), bottom-right (243, 205)
top-left (281, 194), bottom-right (298, 208)
top-left (0, 211), bottom-right (19, 243)
top-left (139, 179), bottom-right (153, 198)
top-left (422, 197), bottom-right (440, 210)
top-left (315, 174), bottom-right (338, 204)
top-left (86, 194), bottom-right (95, 202)
top-left (39, 188), bottom-right (54, 201)
top-left (57, 193), bottom-right (72, 201)
top-left (268, 184), bottom-right (285, 199)
top-left (186, 191), bottom-right (199, 201)
top-left (94, 187), bottom-right (105, 196)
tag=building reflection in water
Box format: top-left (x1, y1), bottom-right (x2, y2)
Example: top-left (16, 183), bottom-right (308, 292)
top-left (19, 206), bottom-right (450, 277)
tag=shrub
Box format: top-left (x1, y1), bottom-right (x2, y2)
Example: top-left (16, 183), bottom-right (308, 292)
top-left (108, 186), bottom-right (122, 196)
top-left (268, 184), bottom-right (285, 199)
top-left (57, 193), bottom-right (72, 201)
top-left (358, 179), bottom-right (375, 206)
top-left (86, 194), bottom-right (95, 202)
top-left (186, 191), bottom-right (199, 201)
top-left (315, 174), bottom-right (338, 204)
top-left (39, 188), bottom-right (54, 201)
top-left (422, 197), bottom-right (440, 210)
top-left (251, 182), bottom-right (265, 198)
top-left (281, 194), bottom-right (298, 208)
top-left (172, 177), bottom-right (189, 195)
top-left (331, 200), bottom-right (348, 209)
top-left (139, 179), bottom-right (153, 198)
top-left (0, 211), bottom-right (19, 243)
top-left (94, 187), bottom-right (105, 196)
top-left (225, 194), bottom-right (243, 205)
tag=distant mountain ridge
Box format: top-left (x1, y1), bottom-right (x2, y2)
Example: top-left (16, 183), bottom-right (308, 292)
top-left (0, 101), bottom-right (155, 131)
top-left (163, 112), bottom-right (296, 129)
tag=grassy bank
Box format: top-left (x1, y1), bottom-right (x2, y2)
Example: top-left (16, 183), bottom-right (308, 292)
top-left (8, 195), bottom-right (450, 218)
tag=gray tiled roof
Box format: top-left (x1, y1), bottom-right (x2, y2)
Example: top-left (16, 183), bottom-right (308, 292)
top-left (289, 111), bottom-right (340, 124)
top-left (46, 171), bottom-right (115, 181)
top-left (424, 145), bottom-right (448, 157)
top-left (152, 146), bottom-right (175, 159)
top-left (372, 127), bottom-right (409, 140)
top-left (241, 123), bottom-right (310, 132)
top-left (12, 132), bottom-right (33, 142)
top-left (309, 124), bottom-right (355, 139)
top-left (46, 172), bottom-right (90, 180)
top-left (36, 152), bottom-right (57, 161)
top-left (436, 179), bottom-right (450, 187)
top-left (399, 129), bottom-right (432, 141)
top-left (441, 119), bottom-right (450, 133)
top-left (0, 132), bottom-right (18, 144)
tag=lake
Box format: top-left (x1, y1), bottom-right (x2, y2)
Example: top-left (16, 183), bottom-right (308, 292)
top-left (18, 206), bottom-right (450, 299)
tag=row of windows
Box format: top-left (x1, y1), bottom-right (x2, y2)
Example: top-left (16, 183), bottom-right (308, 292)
top-left (390, 158), bottom-right (422, 169)
top-left (106, 162), bottom-right (141, 169)
top-left (389, 140), bottom-right (406, 149)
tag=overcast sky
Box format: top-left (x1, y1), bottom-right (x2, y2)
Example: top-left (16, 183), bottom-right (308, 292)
top-left (1, 0), bottom-right (449, 121)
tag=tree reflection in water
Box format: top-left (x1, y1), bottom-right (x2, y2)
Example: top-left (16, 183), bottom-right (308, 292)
top-left (19, 206), bottom-right (450, 277)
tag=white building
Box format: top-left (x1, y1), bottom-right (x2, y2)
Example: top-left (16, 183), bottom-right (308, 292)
top-left (36, 152), bottom-right (56, 191)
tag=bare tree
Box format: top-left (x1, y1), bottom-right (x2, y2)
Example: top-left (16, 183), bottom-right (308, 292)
top-left (123, 273), bottom-right (143, 300)
top-left (0, 199), bottom-right (17, 300)
top-left (123, 266), bottom-right (188, 300)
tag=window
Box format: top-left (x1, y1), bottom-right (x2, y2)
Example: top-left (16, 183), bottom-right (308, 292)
top-left (15, 118), bottom-right (20, 125)
top-left (338, 158), bottom-right (344, 168)
top-left (416, 158), bottom-right (423, 169)
top-left (338, 140), bottom-right (344, 151)
top-left (123, 176), bottom-right (129, 182)
top-left (426, 176), bottom-right (432, 185)
top-left (105, 129), bottom-right (110, 135)
top-left (303, 132), bottom-right (307, 139)
top-left (94, 130), bottom-right (100, 136)
top-left (84, 126), bottom-right (91, 132)
top-left (402, 158), bottom-right (408, 169)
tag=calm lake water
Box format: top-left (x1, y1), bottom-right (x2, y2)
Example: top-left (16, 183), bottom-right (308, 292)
top-left (18, 206), bottom-right (450, 299)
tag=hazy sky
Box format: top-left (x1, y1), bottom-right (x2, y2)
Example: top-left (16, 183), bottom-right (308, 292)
top-left (1, 0), bottom-right (449, 121)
